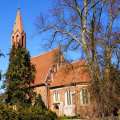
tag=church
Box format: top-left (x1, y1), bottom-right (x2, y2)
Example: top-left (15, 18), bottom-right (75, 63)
top-left (11, 9), bottom-right (92, 118)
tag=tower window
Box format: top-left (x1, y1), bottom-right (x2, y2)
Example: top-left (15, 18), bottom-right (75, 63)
top-left (12, 36), bottom-right (14, 40)
top-left (16, 35), bottom-right (19, 43)
top-left (22, 36), bottom-right (24, 47)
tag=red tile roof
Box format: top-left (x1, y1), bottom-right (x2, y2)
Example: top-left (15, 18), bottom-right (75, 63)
top-left (31, 48), bottom-right (59, 86)
top-left (50, 60), bottom-right (90, 87)
top-left (31, 48), bottom-right (90, 88)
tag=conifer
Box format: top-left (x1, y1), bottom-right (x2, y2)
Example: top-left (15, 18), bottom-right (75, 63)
top-left (6, 45), bottom-right (36, 106)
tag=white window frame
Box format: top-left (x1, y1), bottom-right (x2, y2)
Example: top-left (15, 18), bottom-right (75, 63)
top-left (80, 88), bottom-right (90, 105)
top-left (53, 90), bottom-right (60, 103)
top-left (65, 90), bottom-right (72, 106)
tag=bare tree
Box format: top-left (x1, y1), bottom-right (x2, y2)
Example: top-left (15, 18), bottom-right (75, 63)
top-left (36, 0), bottom-right (120, 117)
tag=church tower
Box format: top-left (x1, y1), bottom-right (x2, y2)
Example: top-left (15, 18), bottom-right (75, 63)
top-left (11, 9), bottom-right (26, 48)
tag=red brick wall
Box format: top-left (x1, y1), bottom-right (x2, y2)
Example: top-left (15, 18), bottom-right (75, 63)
top-left (34, 86), bottom-right (48, 107)
top-left (49, 84), bottom-right (93, 118)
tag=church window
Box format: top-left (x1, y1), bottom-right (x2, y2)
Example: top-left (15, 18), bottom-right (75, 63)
top-left (65, 90), bottom-right (72, 105)
top-left (12, 36), bottom-right (14, 40)
top-left (53, 91), bottom-right (60, 103)
top-left (80, 88), bottom-right (90, 105)
top-left (22, 36), bottom-right (24, 47)
top-left (16, 35), bottom-right (20, 43)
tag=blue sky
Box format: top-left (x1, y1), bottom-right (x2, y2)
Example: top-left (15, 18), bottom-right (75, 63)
top-left (0, 0), bottom-right (54, 73)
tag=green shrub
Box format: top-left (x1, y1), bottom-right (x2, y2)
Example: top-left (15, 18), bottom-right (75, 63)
top-left (0, 103), bottom-right (57, 120)
top-left (0, 104), bottom-right (18, 120)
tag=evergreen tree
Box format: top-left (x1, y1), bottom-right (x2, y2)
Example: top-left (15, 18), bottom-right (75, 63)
top-left (34, 94), bottom-right (46, 110)
top-left (2, 45), bottom-right (57, 119)
top-left (6, 45), bottom-right (36, 106)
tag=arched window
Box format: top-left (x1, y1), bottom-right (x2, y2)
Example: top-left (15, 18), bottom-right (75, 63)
top-left (80, 88), bottom-right (90, 105)
top-left (16, 34), bottom-right (19, 43)
top-left (22, 36), bottom-right (24, 47)
top-left (12, 36), bottom-right (14, 40)
top-left (53, 90), bottom-right (60, 103)
top-left (65, 90), bottom-right (72, 105)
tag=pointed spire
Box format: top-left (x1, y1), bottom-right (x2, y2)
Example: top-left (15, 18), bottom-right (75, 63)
top-left (13, 8), bottom-right (23, 33)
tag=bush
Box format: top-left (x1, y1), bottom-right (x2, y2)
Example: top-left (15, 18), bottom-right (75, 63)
top-left (18, 106), bottom-right (57, 120)
top-left (0, 104), bottom-right (18, 120)
top-left (0, 103), bottom-right (57, 120)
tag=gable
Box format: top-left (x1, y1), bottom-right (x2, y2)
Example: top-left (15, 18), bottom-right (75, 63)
top-left (31, 48), bottom-right (60, 86)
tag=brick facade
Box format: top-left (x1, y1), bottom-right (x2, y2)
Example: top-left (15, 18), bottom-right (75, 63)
top-left (49, 84), bottom-right (92, 118)
top-left (31, 49), bottom-right (92, 118)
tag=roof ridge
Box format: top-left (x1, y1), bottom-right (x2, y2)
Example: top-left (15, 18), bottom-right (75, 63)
top-left (31, 48), bottom-right (59, 59)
